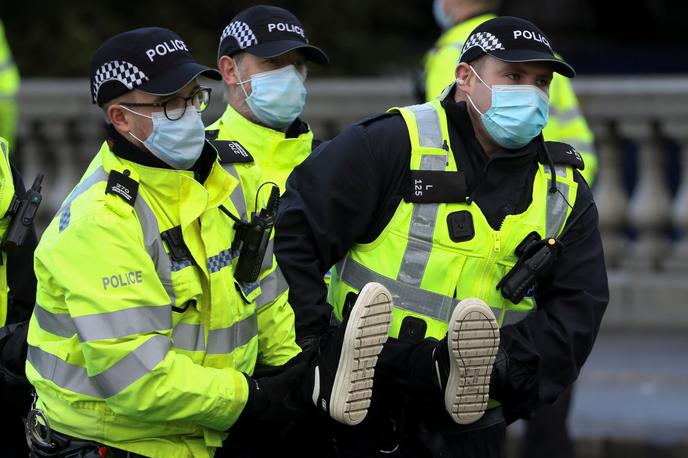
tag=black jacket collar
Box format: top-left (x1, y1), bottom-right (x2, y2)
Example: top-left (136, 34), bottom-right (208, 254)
top-left (284, 117), bottom-right (310, 138)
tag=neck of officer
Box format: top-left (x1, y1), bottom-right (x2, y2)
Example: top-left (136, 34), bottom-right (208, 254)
top-left (452, 87), bottom-right (502, 158)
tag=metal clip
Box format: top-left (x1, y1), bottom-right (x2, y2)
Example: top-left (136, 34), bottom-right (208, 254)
top-left (25, 407), bottom-right (56, 451)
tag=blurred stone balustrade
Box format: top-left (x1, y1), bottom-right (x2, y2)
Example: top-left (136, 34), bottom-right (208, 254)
top-left (14, 76), bottom-right (688, 330)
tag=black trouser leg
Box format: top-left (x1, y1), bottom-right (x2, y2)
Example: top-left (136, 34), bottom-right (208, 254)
top-left (334, 337), bottom-right (508, 458)
top-left (520, 383), bottom-right (574, 458)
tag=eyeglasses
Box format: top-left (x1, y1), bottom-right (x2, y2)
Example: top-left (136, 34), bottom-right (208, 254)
top-left (119, 86), bottom-right (212, 121)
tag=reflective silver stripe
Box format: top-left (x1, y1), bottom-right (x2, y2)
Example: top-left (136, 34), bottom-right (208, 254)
top-left (74, 305), bottom-right (172, 342)
top-left (407, 103), bottom-right (444, 148)
top-left (27, 334), bottom-right (169, 398)
top-left (550, 106), bottom-right (582, 124)
top-left (58, 167), bottom-right (108, 232)
top-left (255, 267), bottom-right (288, 309)
top-left (546, 166), bottom-right (570, 237)
top-left (33, 304), bottom-right (75, 338)
top-left (223, 164), bottom-right (248, 220)
top-left (397, 154), bottom-right (446, 287)
top-left (337, 257), bottom-right (456, 322)
top-left (261, 238), bottom-right (275, 272)
top-left (172, 322), bottom-right (205, 352)
top-left (501, 309), bottom-right (531, 326)
top-left (206, 314), bottom-right (258, 355)
top-left (491, 307), bottom-right (503, 324)
top-left (133, 196), bottom-right (178, 308)
top-left (27, 345), bottom-right (102, 398)
top-left (93, 334), bottom-right (169, 397)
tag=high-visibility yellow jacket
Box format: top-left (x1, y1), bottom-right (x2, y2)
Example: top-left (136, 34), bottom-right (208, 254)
top-left (207, 104), bottom-right (313, 193)
top-left (0, 136), bottom-right (14, 326)
top-left (26, 140), bottom-right (301, 458)
top-left (423, 13), bottom-right (598, 183)
top-left (328, 100), bottom-right (578, 412)
top-left (0, 20), bottom-right (19, 146)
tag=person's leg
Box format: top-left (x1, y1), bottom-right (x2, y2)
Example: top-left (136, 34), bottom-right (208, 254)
top-left (331, 298), bottom-right (503, 457)
top-left (220, 283), bottom-right (393, 456)
top-left (443, 419), bottom-right (507, 458)
top-left (520, 383), bottom-right (575, 458)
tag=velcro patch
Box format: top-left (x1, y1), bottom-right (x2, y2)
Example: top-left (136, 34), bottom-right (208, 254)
top-left (105, 170), bottom-right (138, 206)
top-left (211, 140), bottom-right (254, 164)
top-left (544, 141), bottom-right (585, 170)
top-left (403, 171), bottom-right (468, 203)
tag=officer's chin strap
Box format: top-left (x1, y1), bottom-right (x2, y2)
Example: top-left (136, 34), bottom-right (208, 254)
top-left (538, 133), bottom-right (558, 194)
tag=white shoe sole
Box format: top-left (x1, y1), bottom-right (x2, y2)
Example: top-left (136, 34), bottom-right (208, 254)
top-left (445, 298), bottom-right (500, 425)
top-left (329, 282), bottom-right (393, 425)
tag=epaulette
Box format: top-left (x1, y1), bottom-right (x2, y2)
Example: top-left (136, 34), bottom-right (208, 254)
top-left (105, 170), bottom-right (138, 207)
top-left (542, 141), bottom-right (585, 170)
top-left (356, 111), bottom-right (400, 127)
top-left (205, 129), bottom-right (220, 141)
top-left (209, 140), bottom-right (254, 164)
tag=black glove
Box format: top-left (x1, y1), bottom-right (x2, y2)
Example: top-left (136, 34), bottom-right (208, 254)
top-left (0, 321), bottom-right (33, 415)
top-left (241, 353), bottom-right (312, 424)
top-left (489, 339), bottom-right (541, 424)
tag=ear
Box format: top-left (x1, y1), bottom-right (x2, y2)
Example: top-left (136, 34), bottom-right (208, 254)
top-left (455, 63), bottom-right (472, 94)
top-left (218, 55), bottom-right (239, 85)
top-left (106, 104), bottom-right (132, 135)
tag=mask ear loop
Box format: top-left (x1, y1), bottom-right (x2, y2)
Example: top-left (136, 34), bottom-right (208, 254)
top-left (463, 65), bottom-right (492, 116)
top-left (117, 105), bottom-right (153, 144)
top-left (233, 62), bottom-right (251, 99)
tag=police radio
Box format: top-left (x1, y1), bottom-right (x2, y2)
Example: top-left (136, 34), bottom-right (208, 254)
top-left (2, 174), bottom-right (43, 253)
top-left (496, 200), bottom-right (595, 304)
top-left (497, 233), bottom-right (561, 304)
top-left (220, 183), bottom-right (280, 284)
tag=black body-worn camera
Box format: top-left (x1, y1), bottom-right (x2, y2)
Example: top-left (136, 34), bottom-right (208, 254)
top-left (497, 231), bottom-right (562, 304)
top-left (233, 184), bottom-right (280, 283)
top-left (2, 174), bottom-right (43, 254)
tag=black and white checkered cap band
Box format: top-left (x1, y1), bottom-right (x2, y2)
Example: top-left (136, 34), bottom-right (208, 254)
top-left (461, 32), bottom-right (506, 55)
top-left (221, 21), bottom-right (258, 50)
top-left (92, 60), bottom-right (149, 102)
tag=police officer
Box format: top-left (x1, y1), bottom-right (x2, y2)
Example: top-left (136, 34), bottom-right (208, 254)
top-left (425, 0), bottom-right (598, 185)
top-left (0, 135), bottom-right (39, 457)
top-left (208, 4), bottom-right (329, 194)
top-left (0, 20), bottom-right (20, 146)
top-left (276, 16), bottom-right (608, 457)
top-left (25, 27), bottom-right (392, 458)
top-left (427, 4), bottom-right (597, 456)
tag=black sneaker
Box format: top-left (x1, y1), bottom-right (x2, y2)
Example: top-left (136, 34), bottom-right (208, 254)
top-left (310, 282), bottom-right (393, 425)
top-left (442, 298), bottom-right (500, 425)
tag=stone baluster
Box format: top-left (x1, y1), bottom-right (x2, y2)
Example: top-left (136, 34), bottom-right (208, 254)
top-left (663, 122), bottom-right (688, 270)
top-left (592, 121), bottom-right (628, 268)
top-left (619, 121), bottom-right (671, 270)
top-left (37, 119), bottom-right (82, 229)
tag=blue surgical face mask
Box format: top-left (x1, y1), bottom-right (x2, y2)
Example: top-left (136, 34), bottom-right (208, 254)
top-left (237, 64), bottom-right (307, 130)
top-left (464, 66), bottom-right (549, 150)
top-left (123, 106), bottom-right (206, 170)
top-left (433, 0), bottom-right (454, 30)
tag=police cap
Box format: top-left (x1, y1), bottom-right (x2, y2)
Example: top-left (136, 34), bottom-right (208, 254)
top-left (459, 16), bottom-right (575, 78)
top-left (90, 27), bottom-right (221, 106)
top-left (218, 5), bottom-right (329, 65)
